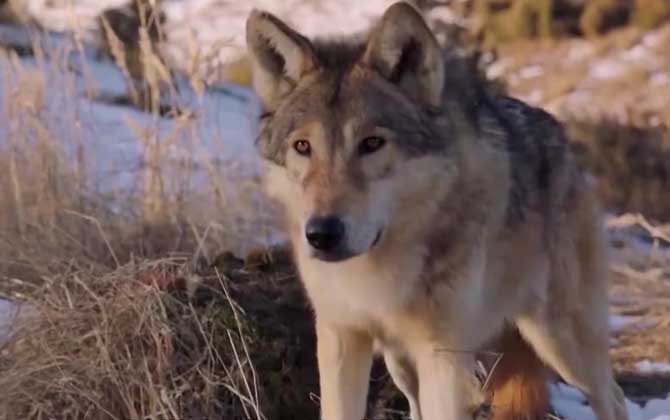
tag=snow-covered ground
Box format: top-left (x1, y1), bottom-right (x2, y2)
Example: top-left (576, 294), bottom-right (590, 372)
top-left (552, 382), bottom-right (670, 420)
top-left (0, 22), bottom-right (282, 250)
top-left (0, 298), bottom-right (20, 342)
top-left (1, 23), bottom-right (262, 193)
top-left (1, 1), bottom-right (669, 418)
top-left (637, 361), bottom-right (670, 375)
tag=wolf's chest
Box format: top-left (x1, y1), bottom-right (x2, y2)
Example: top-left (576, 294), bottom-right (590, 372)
top-left (295, 247), bottom-right (426, 328)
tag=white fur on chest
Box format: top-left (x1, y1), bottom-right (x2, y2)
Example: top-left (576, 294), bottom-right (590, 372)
top-left (295, 243), bottom-right (426, 328)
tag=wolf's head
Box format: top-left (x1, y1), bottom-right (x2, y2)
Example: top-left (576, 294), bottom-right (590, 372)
top-left (246, 2), bottom-right (460, 262)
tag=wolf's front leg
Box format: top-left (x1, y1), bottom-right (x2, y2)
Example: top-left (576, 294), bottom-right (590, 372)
top-left (316, 320), bottom-right (374, 420)
top-left (415, 345), bottom-right (487, 420)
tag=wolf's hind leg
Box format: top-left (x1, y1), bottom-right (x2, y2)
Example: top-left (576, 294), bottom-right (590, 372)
top-left (384, 351), bottom-right (422, 420)
top-left (516, 314), bottom-right (628, 420)
top-left (516, 185), bottom-right (628, 420)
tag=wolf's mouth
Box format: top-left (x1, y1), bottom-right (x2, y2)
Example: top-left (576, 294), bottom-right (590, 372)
top-left (311, 229), bottom-right (384, 263)
top-left (370, 229), bottom-right (383, 249)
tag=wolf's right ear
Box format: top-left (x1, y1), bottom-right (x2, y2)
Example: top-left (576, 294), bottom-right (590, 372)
top-left (363, 2), bottom-right (444, 107)
top-left (246, 10), bottom-right (317, 109)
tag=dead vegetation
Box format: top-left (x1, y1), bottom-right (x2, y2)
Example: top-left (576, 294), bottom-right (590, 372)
top-left (606, 214), bottom-right (670, 399)
top-left (488, 23), bottom-right (670, 128)
top-left (99, 0), bottom-right (172, 113)
top-left (0, 246), bottom-right (323, 420)
top-left (568, 120), bottom-right (670, 221)
top-left (471, 0), bottom-right (669, 46)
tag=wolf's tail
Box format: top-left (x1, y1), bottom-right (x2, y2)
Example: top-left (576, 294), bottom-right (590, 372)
top-left (487, 328), bottom-right (550, 420)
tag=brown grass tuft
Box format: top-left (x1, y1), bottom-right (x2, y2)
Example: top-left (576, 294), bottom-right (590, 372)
top-left (0, 246), bottom-right (321, 420)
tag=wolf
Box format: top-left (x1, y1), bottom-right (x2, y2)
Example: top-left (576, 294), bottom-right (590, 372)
top-left (245, 2), bottom-right (629, 420)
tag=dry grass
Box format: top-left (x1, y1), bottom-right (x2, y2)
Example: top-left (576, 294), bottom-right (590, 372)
top-left (220, 54), bottom-right (252, 88)
top-left (0, 260), bottom-right (231, 420)
top-left (611, 273), bottom-right (670, 371)
top-left (568, 120), bottom-right (670, 221)
top-left (472, 0), bottom-right (669, 45)
top-left (607, 215), bottom-right (670, 373)
top-left (0, 247), bottom-right (319, 420)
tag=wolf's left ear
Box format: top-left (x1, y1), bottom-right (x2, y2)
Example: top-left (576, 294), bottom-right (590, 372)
top-left (246, 10), bottom-right (317, 109)
top-left (363, 2), bottom-right (444, 107)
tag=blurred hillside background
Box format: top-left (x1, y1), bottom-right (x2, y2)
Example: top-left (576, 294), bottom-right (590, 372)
top-left (0, 1), bottom-right (669, 419)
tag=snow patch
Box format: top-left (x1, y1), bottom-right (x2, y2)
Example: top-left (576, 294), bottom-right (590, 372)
top-left (567, 42), bottom-right (595, 62)
top-left (486, 58), bottom-right (512, 80)
top-left (609, 314), bottom-right (646, 334)
top-left (0, 22), bottom-right (277, 251)
top-left (17, 0), bottom-right (474, 80)
top-left (147, 0), bottom-right (406, 77)
top-left (518, 65), bottom-right (544, 79)
top-left (551, 383), bottom-right (670, 420)
top-left (590, 59), bottom-right (627, 80)
top-left (520, 89), bottom-right (544, 104)
top-left (26, 0), bottom-right (129, 36)
top-left (650, 73), bottom-right (670, 86)
top-left (0, 29), bottom-right (262, 196)
top-left (637, 360), bottom-right (670, 374)
top-left (0, 299), bottom-right (19, 342)
top-left (642, 30), bottom-right (667, 48)
top-left (644, 397), bottom-right (670, 420)
top-left (621, 45), bottom-right (649, 62)
top-left (550, 382), bottom-right (597, 420)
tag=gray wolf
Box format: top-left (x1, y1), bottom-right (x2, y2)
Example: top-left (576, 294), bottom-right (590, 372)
top-left (245, 2), bottom-right (629, 420)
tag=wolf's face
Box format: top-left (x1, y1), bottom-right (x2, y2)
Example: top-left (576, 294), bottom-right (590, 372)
top-left (247, 2), bottom-right (451, 262)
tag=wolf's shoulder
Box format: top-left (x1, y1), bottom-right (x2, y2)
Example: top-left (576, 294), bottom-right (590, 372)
top-left (490, 95), bottom-right (567, 151)
top-left (483, 94), bottom-right (579, 224)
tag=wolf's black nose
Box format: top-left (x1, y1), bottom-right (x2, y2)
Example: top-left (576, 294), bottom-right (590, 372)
top-left (305, 216), bottom-right (345, 251)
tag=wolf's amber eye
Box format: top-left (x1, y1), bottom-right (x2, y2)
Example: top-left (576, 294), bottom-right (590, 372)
top-left (358, 136), bottom-right (386, 156)
top-left (293, 140), bottom-right (311, 156)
